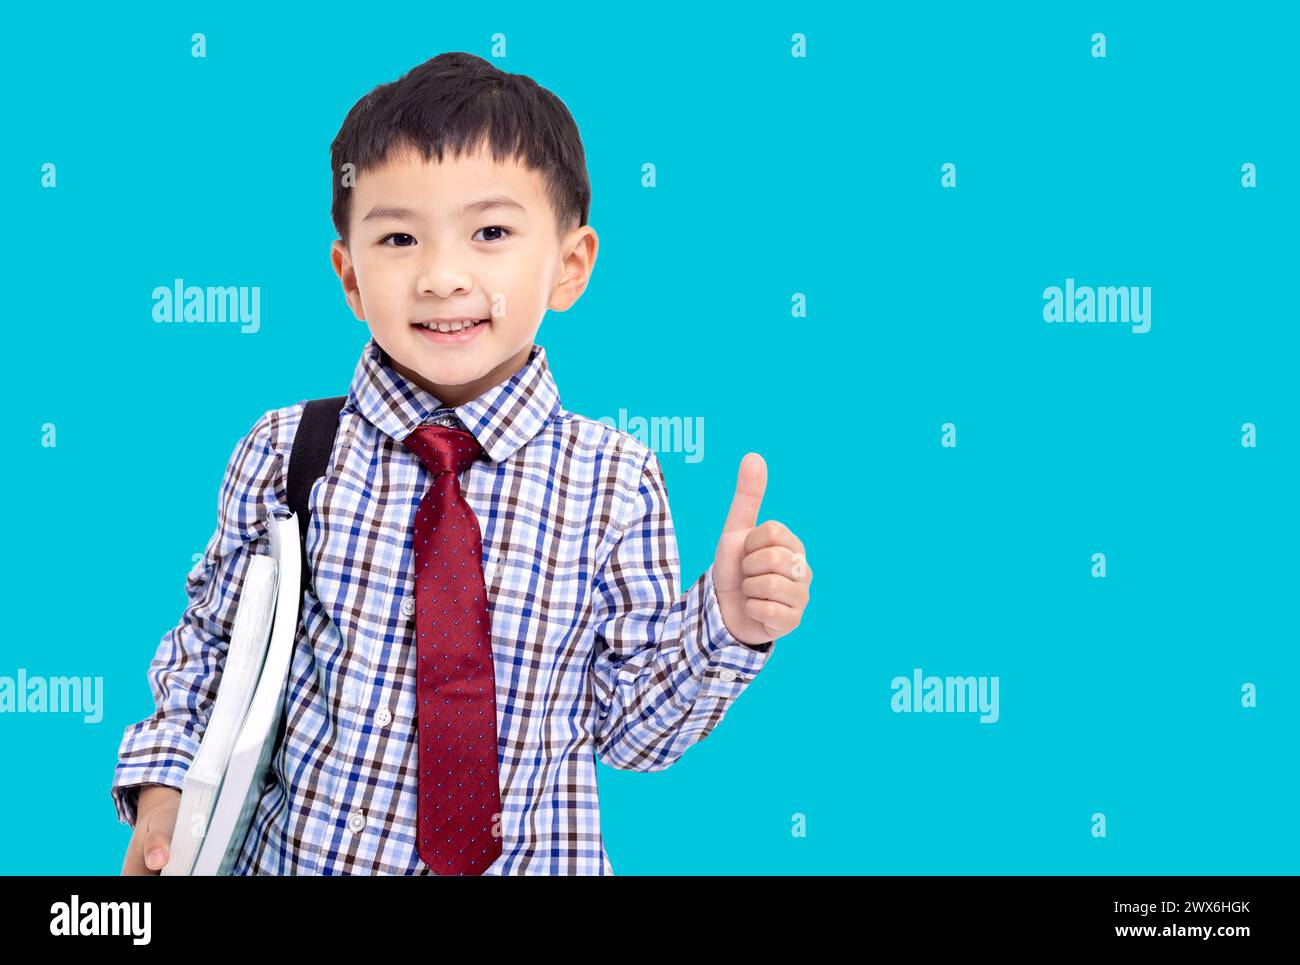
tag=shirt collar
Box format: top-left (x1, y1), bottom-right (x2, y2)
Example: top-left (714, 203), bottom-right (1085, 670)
top-left (346, 335), bottom-right (561, 465)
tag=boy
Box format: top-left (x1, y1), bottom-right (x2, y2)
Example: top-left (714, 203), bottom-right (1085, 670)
top-left (114, 52), bottom-right (811, 875)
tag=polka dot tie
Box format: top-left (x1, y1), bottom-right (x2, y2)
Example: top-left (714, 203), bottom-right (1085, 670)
top-left (401, 424), bottom-right (503, 876)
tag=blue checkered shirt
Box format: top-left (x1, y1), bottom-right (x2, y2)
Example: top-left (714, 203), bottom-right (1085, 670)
top-left (111, 336), bottom-right (776, 874)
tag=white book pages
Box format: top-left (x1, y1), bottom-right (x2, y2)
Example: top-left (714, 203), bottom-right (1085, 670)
top-left (193, 512), bottom-right (302, 876)
top-left (162, 552), bottom-right (279, 876)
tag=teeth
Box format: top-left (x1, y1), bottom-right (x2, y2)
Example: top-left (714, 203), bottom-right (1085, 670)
top-left (419, 319), bottom-right (482, 333)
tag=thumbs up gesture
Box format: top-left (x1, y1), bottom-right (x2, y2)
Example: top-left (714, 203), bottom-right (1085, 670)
top-left (712, 453), bottom-right (811, 646)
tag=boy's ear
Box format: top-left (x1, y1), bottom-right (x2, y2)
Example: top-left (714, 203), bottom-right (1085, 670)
top-left (548, 225), bottom-right (598, 312)
top-left (330, 239), bottom-right (365, 321)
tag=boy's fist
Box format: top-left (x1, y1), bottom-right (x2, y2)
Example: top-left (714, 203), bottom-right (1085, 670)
top-left (120, 784), bottom-right (181, 875)
top-left (711, 452), bottom-right (811, 646)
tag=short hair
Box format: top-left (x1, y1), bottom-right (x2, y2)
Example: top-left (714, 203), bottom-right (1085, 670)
top-left (330, 52), bottom-right (591, 249)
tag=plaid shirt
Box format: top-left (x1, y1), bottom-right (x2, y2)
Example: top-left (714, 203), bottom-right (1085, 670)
top-left (112, 336), bottom-right (776, 874)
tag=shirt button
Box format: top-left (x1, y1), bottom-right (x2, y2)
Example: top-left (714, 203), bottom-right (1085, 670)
top-left (376, 707), bottom-right (392, 727)
top-left (719, 669), bottom-right (737, 683)
top-left (401, 596), bottom-right (416, 617)
top-left (347, 810), bottom-right (365, 833)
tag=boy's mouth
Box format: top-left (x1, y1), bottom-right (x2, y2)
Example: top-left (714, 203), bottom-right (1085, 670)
top-left (414, 317), bottom-right (490, 333)
top-left (412, 318), bottom-right (490, 345)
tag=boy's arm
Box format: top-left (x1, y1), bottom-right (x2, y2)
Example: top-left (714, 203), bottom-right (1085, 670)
top-left (111, 407), bottom-right (292, 827)
top-left (590, 445), bottom-right (776, 772)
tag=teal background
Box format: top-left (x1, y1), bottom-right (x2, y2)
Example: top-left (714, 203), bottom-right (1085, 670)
top-left (3, 3), bottom-right (1296, 874)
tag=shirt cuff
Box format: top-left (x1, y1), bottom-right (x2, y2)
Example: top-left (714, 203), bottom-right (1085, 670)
top-left (111, 725), bottom-right (201, 827)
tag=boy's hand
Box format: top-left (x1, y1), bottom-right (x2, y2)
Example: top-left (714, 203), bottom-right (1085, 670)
top-left (120, 784), bottom-right (182, 875)
top-left (711, 453), bottom-right (811, 645)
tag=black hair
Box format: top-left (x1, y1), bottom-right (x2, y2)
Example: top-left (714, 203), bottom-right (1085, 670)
top-left (330, 52), bottom-right (591, 249)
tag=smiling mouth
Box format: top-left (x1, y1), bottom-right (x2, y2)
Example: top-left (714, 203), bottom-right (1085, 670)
top-left (411, 318), bottom-right (490, 345)
top-left (413, 318), bottom-right (490, 333)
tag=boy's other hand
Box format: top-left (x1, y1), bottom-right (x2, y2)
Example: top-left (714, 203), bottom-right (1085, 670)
top-left (712, 452), bottom-right (811, 645)
top-left (120, 784), bottom-right (182, 875)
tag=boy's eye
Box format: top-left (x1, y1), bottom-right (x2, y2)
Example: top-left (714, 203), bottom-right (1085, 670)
top-left (379, 233), bottom-right (416, 247)
top-left (474, 226), bottom-right (513, 243)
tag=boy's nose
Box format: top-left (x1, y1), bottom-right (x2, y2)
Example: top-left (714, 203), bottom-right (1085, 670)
top-left (417, 269), bottom-right (474, 298)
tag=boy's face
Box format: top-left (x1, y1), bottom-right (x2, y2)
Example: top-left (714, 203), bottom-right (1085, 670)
top-left (331, 142), bottom-right (597, 408)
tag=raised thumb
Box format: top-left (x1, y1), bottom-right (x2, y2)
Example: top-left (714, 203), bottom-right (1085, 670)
top-left (722, 452), bottom-right (767, 533)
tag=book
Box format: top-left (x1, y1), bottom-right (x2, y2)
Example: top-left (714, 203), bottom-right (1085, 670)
top-left (161, 512), bottom-right (301, 876)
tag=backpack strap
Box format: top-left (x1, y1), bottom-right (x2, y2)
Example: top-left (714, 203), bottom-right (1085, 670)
top-left (286, 396), bottom-right (348, 600)
top-left (272, 396), bottom-right (346, 768)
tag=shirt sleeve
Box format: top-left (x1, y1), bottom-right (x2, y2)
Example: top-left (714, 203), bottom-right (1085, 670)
top-left (110, 405), bottom-right (294, 827)
top-left (589, 444), bottom-right (776, 772)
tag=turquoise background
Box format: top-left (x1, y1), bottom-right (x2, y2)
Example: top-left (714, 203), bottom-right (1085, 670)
top-left (3, 2), bottom-right (1296, 874)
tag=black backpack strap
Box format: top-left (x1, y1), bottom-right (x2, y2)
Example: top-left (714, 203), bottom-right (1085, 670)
top-left (272, 396), bottom-right (346, 767)
top-left (286, 396), bottom-right (348, 600)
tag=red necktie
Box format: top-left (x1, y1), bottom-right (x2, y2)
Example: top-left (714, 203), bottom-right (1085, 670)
top-left (401, 424), bottom-right (503, 875)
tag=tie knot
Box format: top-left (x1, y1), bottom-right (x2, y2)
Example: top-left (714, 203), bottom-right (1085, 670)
top-left (402, 424), bottom-right (482, 476)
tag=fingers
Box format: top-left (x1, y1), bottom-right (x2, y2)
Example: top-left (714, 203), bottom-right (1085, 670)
top-left (142, 827), bottom-right (172, 873)
top-left (742, 519), bottom-right (804, 557)
top-left (121, 826), bottom-right (169, 876)
top-left (128, 800), bottom-right (176, 875)
top-left (741, 543), bottom-right (814, 586)
top-left (743, 597), bottom-right (802, 637)
top-left (742, 571), bottom-right (811, 608)
top-left (741, 536), bottom-right (812, 635)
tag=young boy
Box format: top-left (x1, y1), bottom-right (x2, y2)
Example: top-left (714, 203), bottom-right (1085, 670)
top-left (114, 52), bottom-right (811, 875)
